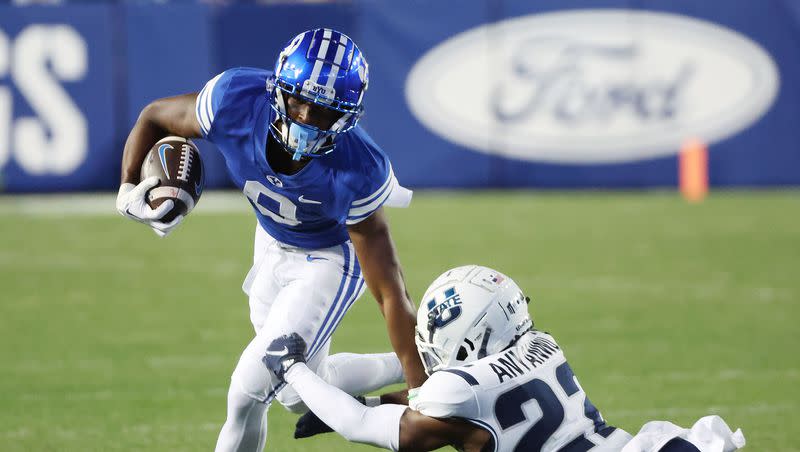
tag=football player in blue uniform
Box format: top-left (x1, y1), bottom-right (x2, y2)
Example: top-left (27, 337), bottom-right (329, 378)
top-left (116, 28), bottom-right (426, 451)
top-left (264, 266), bottom-right (746, 452)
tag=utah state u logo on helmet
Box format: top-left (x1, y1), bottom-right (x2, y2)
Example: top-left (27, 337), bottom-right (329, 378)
top-left (427, 287), bottom-right (463, 330)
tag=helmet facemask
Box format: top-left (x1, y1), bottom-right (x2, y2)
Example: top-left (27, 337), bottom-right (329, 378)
top-left (268, 79), bottom-right (361, 161)
top-left (415, 303), bottom-right (497, 376)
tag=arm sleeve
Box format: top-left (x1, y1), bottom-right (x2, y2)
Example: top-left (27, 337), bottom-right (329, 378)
top-left (285, 363), bottom-right (408, 451)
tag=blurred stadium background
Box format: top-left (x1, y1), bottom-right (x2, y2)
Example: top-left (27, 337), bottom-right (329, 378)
top-left (1, 0), bottom-right (798, 451)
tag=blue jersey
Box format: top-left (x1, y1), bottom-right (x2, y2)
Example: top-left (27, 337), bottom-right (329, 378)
top-left (194, 67), bottom-right (398, 249)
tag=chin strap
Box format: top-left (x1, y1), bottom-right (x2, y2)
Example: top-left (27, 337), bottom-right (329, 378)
top-left (285, 121), bottom-right (337, 160)
top-left (477, 327), bottom-right (493, 359)
top-left (426, 310), bottom-right (437, 343)
top-left (292, 134), bottom-right (307, 161)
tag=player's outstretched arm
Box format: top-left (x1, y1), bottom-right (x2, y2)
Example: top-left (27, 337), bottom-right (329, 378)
top-left (398, 409), bottom-right (490, 452)
top-left (121, 93), bottom-right (202, 184)
top-left (294, 389), bottom-right (410, 439)
top-left (280, 360), bottom-right (408, 450)
top-left (265, 334), bottom-right (488, 452)
top-left (280, 361), bottom-right (485, 452)
top-left (293, 394), bottom-right (488, 451)
top-left (348, 208), bottom-right (427, 388)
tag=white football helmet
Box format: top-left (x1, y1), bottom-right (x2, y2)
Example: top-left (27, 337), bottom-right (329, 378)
top-left (415, 265), bottom-right (533, 375)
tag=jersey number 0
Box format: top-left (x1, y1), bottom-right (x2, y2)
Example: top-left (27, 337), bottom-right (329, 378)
top-left (244, 180), bottom-right (301, 226)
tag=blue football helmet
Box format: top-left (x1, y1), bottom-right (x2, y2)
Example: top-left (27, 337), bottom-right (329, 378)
top-left (268, 28), bottom-right (369, 160)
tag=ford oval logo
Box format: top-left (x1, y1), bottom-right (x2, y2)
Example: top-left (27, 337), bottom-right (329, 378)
top-left (405, 10), bottom-right (780, 164)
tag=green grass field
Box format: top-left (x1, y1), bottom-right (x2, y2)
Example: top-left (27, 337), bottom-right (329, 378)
top-left (1, 191), bottom-right (798, 451)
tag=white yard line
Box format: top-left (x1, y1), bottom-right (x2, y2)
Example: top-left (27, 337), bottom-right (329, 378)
top-left (0, 191), bottom-right (250, 216)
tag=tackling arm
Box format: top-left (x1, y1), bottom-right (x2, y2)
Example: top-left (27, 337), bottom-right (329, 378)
top-left (348, 208), bottom-right (427, 388)
top-left (286, 363), bottom-right (407, 450)
top-left (399, 409), bottom-right (490, 452)
top-left (285, 363), bottom-right (485, 452)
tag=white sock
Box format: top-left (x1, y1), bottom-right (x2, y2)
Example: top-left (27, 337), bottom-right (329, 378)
top-left (214, 385), bottom-right (269, 452)
top-left (318, 352), bottom-right (404, 395)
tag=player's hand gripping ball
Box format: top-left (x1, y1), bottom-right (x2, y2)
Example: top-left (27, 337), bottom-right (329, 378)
top-left (140, 136), bottom-right (205, 223)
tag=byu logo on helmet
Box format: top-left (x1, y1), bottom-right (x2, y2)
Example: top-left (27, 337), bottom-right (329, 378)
top-left (268, 28), bottom-right (369, 161)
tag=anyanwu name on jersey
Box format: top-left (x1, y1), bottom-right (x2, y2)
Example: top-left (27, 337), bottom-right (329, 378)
top-left (489, 331), bottom-right (560, 383)
top-left (194, 67), bottom-right (403, 249)
top-left (412, 331), bottom-right (631, 452)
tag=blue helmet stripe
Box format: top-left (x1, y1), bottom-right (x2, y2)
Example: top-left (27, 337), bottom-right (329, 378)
top-left (318, 63), bottom-right (333, 88)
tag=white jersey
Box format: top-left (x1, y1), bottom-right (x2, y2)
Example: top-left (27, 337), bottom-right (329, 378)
top-left (411, 331), bottom-right (632, 452)
top-left (622, 416), bottom-right (745, 452)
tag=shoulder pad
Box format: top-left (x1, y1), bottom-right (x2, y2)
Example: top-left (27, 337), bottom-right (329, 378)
top-left (410, 370), bottom-right (479, 419)
top-left (196, 67), bottom-right (270, 139)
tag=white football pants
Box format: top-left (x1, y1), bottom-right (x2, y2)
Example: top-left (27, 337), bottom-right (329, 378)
top-left (214, 224), bottom-right (403, 452)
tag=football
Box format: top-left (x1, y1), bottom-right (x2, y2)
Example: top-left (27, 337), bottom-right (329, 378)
top-left (140, 136), bottom-right (205, 222)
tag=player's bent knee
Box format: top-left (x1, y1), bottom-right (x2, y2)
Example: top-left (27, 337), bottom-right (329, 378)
top-left (225, 383), bottom-right (266, 421)
top-left (230, 351), bottom-right (282, 404)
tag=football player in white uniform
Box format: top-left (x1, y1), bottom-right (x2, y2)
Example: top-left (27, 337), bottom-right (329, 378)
top-left (263, 265), bottom-right (746, 452)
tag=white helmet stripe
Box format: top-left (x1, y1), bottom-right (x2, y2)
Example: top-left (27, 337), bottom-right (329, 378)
top-left (335, 34), bottom-right (348, 65)
top-left (310, 29), bottom-right (332, 85)
top-left (326, 34), bottom-right (348, 89)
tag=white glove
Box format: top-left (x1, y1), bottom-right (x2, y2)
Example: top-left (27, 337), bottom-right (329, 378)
top-left (150, 214), bottom-right (184, 238)
top-left (116, 176), bottom-right (184, 238)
